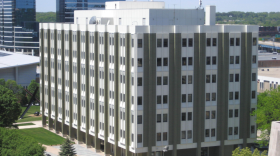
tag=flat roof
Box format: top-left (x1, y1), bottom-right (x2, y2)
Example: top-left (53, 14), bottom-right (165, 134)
top-left (259, 41), bottom-right (280, 48)
top-left (258, 68), bottom-right (280, 79)
top-left (0, 51), bottom-right (39, 69)
top-left (258, 52), bottom-right (280, 60)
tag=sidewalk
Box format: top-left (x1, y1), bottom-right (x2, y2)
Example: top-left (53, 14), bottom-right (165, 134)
top-left (14, 120), bottom-right (42, 129)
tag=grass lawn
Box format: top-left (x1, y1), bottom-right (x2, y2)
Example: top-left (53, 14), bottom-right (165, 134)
top-left (18, 128), bottom-right (65, 145)
top-left (16, 106), bottom-right (42, 123)
top-left (16, 123), bottom-right (35, 126)
top-left (21, 105), bottom-right (40, 116)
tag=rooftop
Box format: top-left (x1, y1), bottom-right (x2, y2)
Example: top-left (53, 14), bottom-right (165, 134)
top-left (0, 51), bottom-right (39, 69)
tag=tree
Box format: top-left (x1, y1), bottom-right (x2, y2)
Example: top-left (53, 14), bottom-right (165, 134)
top-left (0, 79), bottom-right (5, 86)
top-left (59, 137), bottom-right (76, 156)
top-left (27, 79), bottom-right (40, 103)
top-left (252, 86), bottom-right (280, 146)
top-left (0, 85), bottom-right (22, 127)
top-left (4, 79), bottom-right (24, 101)
top-left (0, 127), bottom-right (45, 156)
top-left (232, 147), bottom-right (267, 156)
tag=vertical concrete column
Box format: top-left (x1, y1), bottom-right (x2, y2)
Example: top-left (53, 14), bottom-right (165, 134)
top-left (47, 28), bottom-right (53, 130)
top-left (69, 30), bottom-right (75, 140)
top-left (114, 32), bottom-right (121, 156)
top-left (61, 30), bottom-right (67, 137)
top-left (54, 29), bottom-right (60, 134)
top-left (40, 28), bottom-right (47, 127)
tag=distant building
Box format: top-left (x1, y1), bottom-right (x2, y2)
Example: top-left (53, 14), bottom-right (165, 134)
top-left (259, 26), bottom-right (280, 37)
top-left (0, 0), bottom-right (39, 55)
top-left (268, 121), bottom-right (280, 156)
top-left (41, 1), bottom-right (258, 156)
top-left (0, 51), bottom-right (39, 88)
top-left (56, 0), bottom-right (125, 23)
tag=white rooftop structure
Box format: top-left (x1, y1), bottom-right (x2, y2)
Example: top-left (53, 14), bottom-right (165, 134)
top-left (0, 51), bottom-right (39, 69)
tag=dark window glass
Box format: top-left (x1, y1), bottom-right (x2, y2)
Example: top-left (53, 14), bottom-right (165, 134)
top-left (188, 112), bottom-right (192, 120)
top-left (229, 92), bottom-right (233, 100)
top-left (163, 114), bottom-right (167, 122)
top-left (157, 133), bottom-right (161, 141)
top-left (157, 39), bottom-right (162, 47)
top-left (182, 113), bottom-right (186, 121)
top-left (163, 58), bottom-right (168, 66)
top-left (235, 92), bottom-right (239, 100)
top-left (236, 38), bottom-right (240, 46)
top-left (234, 127), bottom-right (238, 135)
top-left (253, 38), bottom-right (257, 46)
top-left (211, 129), bottom-right (215, 137)
top-left (157, 58), bottom-right (161, 66)
top-left (157, 96), bottom-right (161, 104)
top-left (163, 39), bottom-right (168, 47)
top-left (188, 57), bottom-right (193, 65)
top-left (182, 57), bottom-right (187, 66)
top-left (207, 38), bottom-right (211, 46)
top-left (211, 111), bottom-right (216, 119)
top-left (138, 77), bottom-right (142, 86)
top-left (138, 39), bottom-right (142, 48)
top-left (137, 134), bottom-right (142, 143)
top-left (138, 97), bottom-right (142, 105)
top-left (188, 75), bottom-right (192, 84)
top-left (132, 39), bottom-right (134, 47)
top-left (163, 132), bottom-right (168, 141)
top-left (229, 109), bottom-right (233, 118)
top-left (182, 38), bottom-right (187, 47)
top-left (182, 94), bottom-right (186, 103)
top-left (252, 91), bottom-right (256, 99)
top-left (235, 109), bottom-right (239, 117)
top-left (212, 93), bottom-right (216, 101)
top-left (206, 57), bottom-right (211, 65)
top-left (229, 127), bottom-right (233, 135)
top-left (212, 38), bottom-right (217, 46)
top-left (235, 74), bottom-right (239, 82)
top-left (137, 115), bottom-right (142, 124)
top-left (206, 111), bottom-right (210, 119)
top-left (163, 95), bottom-right (168, 104)
top-left (163, 77), bottom-right (168, 85)
top-left (252, 55), bottom-right (256, 64)
top-left (206, 75), bottom-right (210, 83)
top-left (252, 73), bottom-right (256, 81)
top-left (138, 58), bottom-right (142, 67)
top-left (182, 131), bottom-right (186, 139)
top-left (157, 114), bottom-right (161, 123)
top-left (235, 56), bottom-right (239, 64)
top-left (230, 74), bottom-right (234, 82)
top-left (205, 129), bottom-right (210, 137)
top-left (188, 38), bottom-right (193, 47)
top-left (188, 94), bottom-right (192, 102)
top-left (230, 38), bottom-right (234, 46)
top-left (206, 93), bottom-right (210, 101)
top-left (212, 56), bottom-right (216, 65)
top-left (187, 130), bottom-right (192, 139)
top-left (157, 77), bottom-right (161, 85)
top-left (230, 56), bottom-right (234, 64)
top-left (182, 76), bottom-right (186, 84)
top-left (212, 75), bottom-right (216, 83)
top-left (251, 125), bottom-right (255, 134)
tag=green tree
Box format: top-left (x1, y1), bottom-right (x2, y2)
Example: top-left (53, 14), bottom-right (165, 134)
top-left (0, 85), bottom-right (22, 127)
top-left (0, 127), bottom-right (45, 155)
top-left (232, 147), bottom-right (267, 156)
top-left (252, 86), bottom-right (280, 146)
top-left (59, 137), bottom-right (76, 156)
top-left (0, 79), bottom-right (5, 86)
top-left (27, 80), bottom-right (40, 103)
top-left (4, 79), bottom-right (24, 100)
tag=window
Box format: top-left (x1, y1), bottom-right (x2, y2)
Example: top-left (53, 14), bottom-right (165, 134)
top-left (206, 75), bottom-right (210, 83)
top-left (138, 97), bottom-right (142, 105)
top-left (132, 77), bottom-right (134, 85)
top-left (235, 92), bottom-right (239, 100)
top-left (251, 125), bottom-right (255, 134)
top-left (234, 127), bottom-right (238, 135)
top-left (206, 111), bottom-right (210, 119)
top-left (163, 132), bottom-right (167, 141)
top-left (163, 114), bottom-right (168, 122)
top-left (163, 95), bottom-right (168, 104)
top-left (207, 38), bottom-right (211, 46)
top-left (229, 109), bottom-right (233, 118)
top-left (188, 57), bottom-right (193, 65)
top-left (188, 38), bottom-right (193, 47)
top-left (163, 77), bottom-right (168, 85)
top-left (206, 93), bottom-right (210, 101)
top-left (157, 58), bottom-right (161, 66)
top-left (187, 130), bottom-right (192, 139)
top-left (236, 38), bottom-right (240, 46)
top-left (182, 76), bottom-right (186, 84)
top-left (182, 57), bottom-right (187, 66)
top-left (235, 74), bottom-right (239, 82)
top-left (205, 129), bottom-right (210, 137)
top-left (157, 96), bottom-right (161, 104)
top-left (137, 115), bottom-right (142, 124)
top-left (235, 109), bottom-right (239, 117)
top-left (230, 38), bottom-right (234, 46)
top-left (212, 75), bottom-right (216, 83)
top-left (132, 58), bottom-right (134, 66)
top-left (182, 113), bottom-right (186, 121)
top-left (252, 91), bottom-right (256, 99)
top-left (212, 56), bottom-right (216, 65)
top-left (212, 38), bottom-right (217, 46)
top-left (138, 58), bottom-right (142, 67)
top-left (188, 94), bottom-right (192, 102)
top-left (163, 39), bottom-right (168, 47)
top-left (157, 39), bottom-right (162, 47)
top-left (230, 56), bottom-right (234, 64)
top-left (235, 56), bottom-right (240, 64)
top-left (182, 131), bottom-right (186, 139)
top-left (119, 18), bottom-right (122, 25)
top-left (138, 77), bottom-right (142, 86)
top-left (252, 73), bottom-right (256, 81)
top-left (188, 112), bottom-right (192, 120)
top-left (132, 39), bottom-right (134, 47)
top-left (211, 111), bottom-right (216, 119)
top-left (212, 93), bottom-right (216, 101)
top-left (138, 39), bottom-right (142, 48)
top-left (252, 55), bottom-right (256, 64)
top-left (206, 57), bottom-right (211, 65)
top-left (229, 92), bottom-right (233, 100)
top-left (229, 127), bottom-right (233, 135)
top-left (142, 18), bottom-right (146, 25)
top-left (211, 129), bottom-right (215, 137)
top-left (230, 74), bottom-right (234, 82)
top-left (132, 96), bottom-right (134, 104)
top-left (163, 58), bottom-right (168, 66)
top-left (157, 114), bottom-right (161, 123)
top-left (157, 77), bottom-right (161, 85)
top-left (188, 75), bottom-right (192, 84)
top-left (253, 38), bottom-right (257, 46)
top-left (137, 134), bottom-right (142, 143)
top-left (182, 38), bottom-right (187, 47)
top-left (157, 133), bottom-right (161, 141)
top-left (131, 134), bottom-right (134, 142)
top-left (182, 94), bottom-right (186, 103)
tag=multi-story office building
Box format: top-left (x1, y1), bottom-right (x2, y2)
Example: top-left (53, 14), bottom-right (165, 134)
top-left (0, 0), bottom-right (39, 54)
top-left (56, 0), bottom-right (124, 23)
top-left (40, 1), bottom-right (258, 156)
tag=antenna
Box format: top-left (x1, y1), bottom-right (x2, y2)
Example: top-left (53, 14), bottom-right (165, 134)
top-left (198, 0), bottom-right (202, 9)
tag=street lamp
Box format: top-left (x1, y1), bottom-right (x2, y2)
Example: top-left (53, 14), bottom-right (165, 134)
top-left (163, 146), bottom-right (169, 156)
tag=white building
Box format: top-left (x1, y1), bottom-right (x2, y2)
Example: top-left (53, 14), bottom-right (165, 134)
top-left (40, 1), bottom-right (258, 156)
top-left (0, 51), bottom-right (39, 88)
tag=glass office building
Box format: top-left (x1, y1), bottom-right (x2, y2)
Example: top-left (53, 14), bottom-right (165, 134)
top-left (0, 0), bottom-right (39, 54)
top-left (56, 0), bottom-right (124, 23)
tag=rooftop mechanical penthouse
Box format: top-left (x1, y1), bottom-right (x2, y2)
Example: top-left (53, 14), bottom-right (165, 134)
top-left (40, 1), bottom-right (258, 156)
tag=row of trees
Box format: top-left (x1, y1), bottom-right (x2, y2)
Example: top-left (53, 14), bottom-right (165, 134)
top-left (36, 12), bottom-right (56, 23)
top-left (216, 11), bottom-right (280, 26)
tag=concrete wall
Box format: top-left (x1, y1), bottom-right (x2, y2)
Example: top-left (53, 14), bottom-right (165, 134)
top-left (268, 121), bottom-right (280, 156)
top-left (258, 60), bottom-right (280, 67)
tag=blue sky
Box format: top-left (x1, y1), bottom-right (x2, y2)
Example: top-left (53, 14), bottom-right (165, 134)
top-left (37, 0), bottom-right (280, 12)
